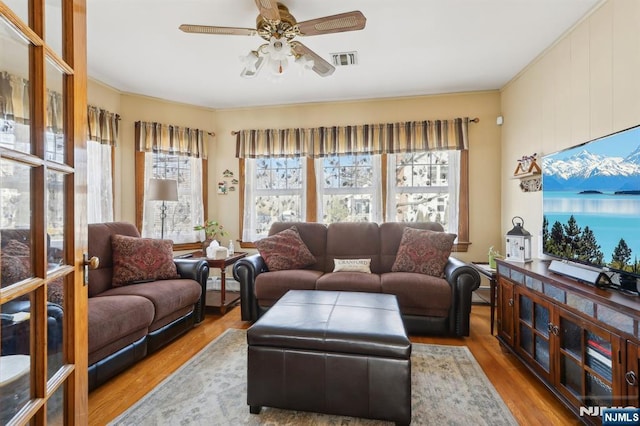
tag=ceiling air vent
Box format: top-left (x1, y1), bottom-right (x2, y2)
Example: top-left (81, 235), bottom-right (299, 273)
top-left (330, 51), bottom-right (358, 67)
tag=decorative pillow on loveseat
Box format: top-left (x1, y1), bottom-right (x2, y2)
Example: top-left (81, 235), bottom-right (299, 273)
top-left (111, 234), bottom-right (179, 286)
top-left (256, 226), bottom-right (316, 271)
top-left (391, 227), bottom-right (456, 277)
top-left (1, 240), bottom-right (31, 288)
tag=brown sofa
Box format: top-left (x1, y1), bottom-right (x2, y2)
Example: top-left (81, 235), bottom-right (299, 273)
top-left (233, 221), bottom-right (481, 336)
top-left (87, 222), bottom-right (209, 390)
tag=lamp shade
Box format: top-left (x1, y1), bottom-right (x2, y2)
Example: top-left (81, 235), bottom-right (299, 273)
top-left (147, 178), bottom-right (178, 202)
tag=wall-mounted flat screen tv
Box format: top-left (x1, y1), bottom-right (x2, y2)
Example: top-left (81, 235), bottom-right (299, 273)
top-left (542, 125), bottom-right (640, 292)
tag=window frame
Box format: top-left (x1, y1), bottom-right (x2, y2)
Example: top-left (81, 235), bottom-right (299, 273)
top-left (135, 150), bottom-right (208, 250)
top-left (315, 154), bottom-right (383, 224)
top-left (239, 150), bottom-right (470, 252)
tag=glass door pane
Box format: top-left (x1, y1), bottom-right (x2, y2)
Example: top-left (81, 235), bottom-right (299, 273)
top-left (47, 170), bottom-right (65, 269)
top-left (560, 317), bottom-right (582, 360)
top-left (45, 0), bottom-right (63, 58)
top-left (1, 160), bottom-right (34, 288)
top-left (586, 331), bottom-right (613, 382)
top-left (0, 343), bottom-right (31, 424)
top-left (0, 17), bottom-right (31, 155)
top-left (2, 1), bottom-right (28, 25)
top-left (561, 353), bottom-right (583, 398)
top-left (45, 57), bottom-right (65, 164)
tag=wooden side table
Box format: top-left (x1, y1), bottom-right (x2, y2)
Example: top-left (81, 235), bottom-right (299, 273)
top-left (470, 262), bottom-right (498, 335)
top-left (191, 251), bottom-right (247, 314)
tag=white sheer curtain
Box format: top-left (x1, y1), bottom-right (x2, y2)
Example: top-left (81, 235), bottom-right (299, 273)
top-left (385, 150), bottom-right (460, 236)
top-left (87, 140), bottom-right (114, 223)
top-left (142, 152), bottom-right (204, 243)
top-left (315, 155), bottom-right (383, 224)
top-left (242, 159), bottom-right (259, 242)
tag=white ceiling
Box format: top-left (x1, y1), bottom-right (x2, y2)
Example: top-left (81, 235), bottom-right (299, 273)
top-left (86, 0), bottom-right (601, 110)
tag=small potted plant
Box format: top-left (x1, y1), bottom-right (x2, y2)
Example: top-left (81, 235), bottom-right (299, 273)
top-left (194, 220), bottom-right (228, 252)
top-left (488, 246), bottom-right (502, 269)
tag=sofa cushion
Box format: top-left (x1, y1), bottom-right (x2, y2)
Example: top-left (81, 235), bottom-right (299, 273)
top-left (316, 272), bottom-right (381, 293)
top-left (256, 226), bottom-right (316, 271)
top-left (111, 234), bottom-right (179, 286)
top-left (97, 278), bottom-right (201, 325)
top-left (381, 272), bottom-right (451, 317)
top-left (255, 269), bottom-right (323, 307)
top-left (87, 294), bottom-right (155, 361)
top-left (325, 222), bottom-right (381, 273)
top-left (392, 227), bottom-right (456, 277)
top-left (333, 258), bottom-right (371, 273)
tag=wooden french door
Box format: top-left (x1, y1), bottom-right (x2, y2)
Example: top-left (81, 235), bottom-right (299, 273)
top-left (0, 0), bottom-right (88, 424)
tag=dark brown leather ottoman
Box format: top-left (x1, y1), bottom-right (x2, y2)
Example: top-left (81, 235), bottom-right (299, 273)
top-left (247, 290), bottom-right (412, 425)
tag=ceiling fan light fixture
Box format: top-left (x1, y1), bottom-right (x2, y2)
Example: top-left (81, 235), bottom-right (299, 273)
top-left (264, 36), bottom-right (290, 60)
top-left (240, 50), bottom-right (261, 72)
top-left (267, 57), bottom-right (288, 75)
top-left (294, 54), bottom-right (315, 72)
top-left (240, 51), bottom-right (266, 78)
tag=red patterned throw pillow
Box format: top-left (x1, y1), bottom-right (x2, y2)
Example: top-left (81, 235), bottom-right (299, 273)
top-left (1, 240), bottom-right (31, 288)
top-left (256, 226), bottom-right (316, 271)
top-left (111, 234), bottom-right (179, 287)
top-left (391, 227), bottom-right (456, 277)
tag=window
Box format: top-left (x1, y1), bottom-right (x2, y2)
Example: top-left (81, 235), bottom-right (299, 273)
top-left (236, 118), bottom-right (470, 249)
top-left (386, 151), bottom-right (460, 234)
top-left (141, 151), bottom-right (204, 244)
top-left (316, 154), bottom-right (382, 223)
top-left (134, 121), bottom-right (208, 248)
top-left (242, 157), bottom-right (306, 242)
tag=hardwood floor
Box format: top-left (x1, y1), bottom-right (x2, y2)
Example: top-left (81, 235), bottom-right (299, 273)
top-left (88, 304), bottom-right (580, 425)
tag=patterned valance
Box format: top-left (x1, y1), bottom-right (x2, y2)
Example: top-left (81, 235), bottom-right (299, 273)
top-left (235, 117), bottom-right (470, 158)
top-left (135, 121), bottom-right (207, 159)
top-left (88, 105), bottom-right (119, 146)
top-left (235, 128), bottom-right (310, 159)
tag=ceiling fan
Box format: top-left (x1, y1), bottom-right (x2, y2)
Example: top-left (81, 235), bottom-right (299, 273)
top-left (179, 0), bottom-right (366, 78)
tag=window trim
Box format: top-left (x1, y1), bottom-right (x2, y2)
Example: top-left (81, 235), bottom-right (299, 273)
top-left (135, 151), bottom-right (208, 250)
top-left (238, 151), bottom-right (469, 252)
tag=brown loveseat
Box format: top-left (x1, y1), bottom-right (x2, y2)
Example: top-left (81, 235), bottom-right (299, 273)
top-left (87, 222), bottom-right (209, 390)
top-left (233, 222), bottom-right (481, 336)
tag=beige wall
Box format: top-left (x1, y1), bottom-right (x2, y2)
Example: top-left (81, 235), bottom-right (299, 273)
top-left (500, 0), bottom-right (640, 258)
top-left (88, 82), bottom-right (502, 263)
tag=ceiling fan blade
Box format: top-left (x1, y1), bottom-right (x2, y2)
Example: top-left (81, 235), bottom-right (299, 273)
top-left (290, 42), bottom-right (335, 77)
top-left (296, 11), bottom-right (366, 36)
top-left (179, 24), bottom-right (257, 36)
top-left (254, 0), bottom-right (281, 23)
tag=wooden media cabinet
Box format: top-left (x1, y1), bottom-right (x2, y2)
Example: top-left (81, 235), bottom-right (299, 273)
top-left (495, 259), bottom-right (640, 425)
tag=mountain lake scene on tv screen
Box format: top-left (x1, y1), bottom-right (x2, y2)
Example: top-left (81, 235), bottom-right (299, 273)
top-left (542, 126), bottom-right (640, 275)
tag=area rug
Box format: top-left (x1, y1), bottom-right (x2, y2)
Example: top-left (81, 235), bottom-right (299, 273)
top-left (109, 329), bottom-right (516, 425)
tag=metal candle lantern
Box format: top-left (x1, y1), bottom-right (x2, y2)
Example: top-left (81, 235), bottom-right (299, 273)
top-left (506, 216), bottom-right (532, 263)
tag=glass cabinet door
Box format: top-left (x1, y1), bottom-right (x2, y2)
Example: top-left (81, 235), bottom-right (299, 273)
top-left (557, 308), bottom-right (620, 409)
top-left (515, 288), bottom-right (552, 380)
